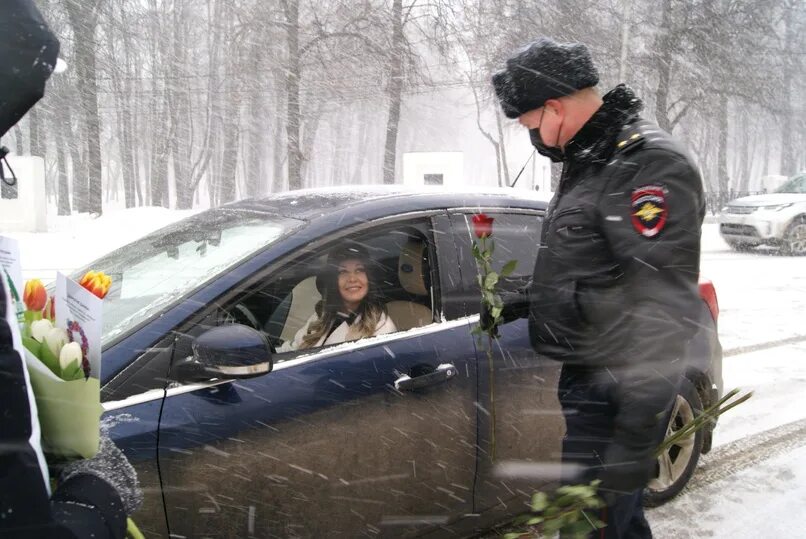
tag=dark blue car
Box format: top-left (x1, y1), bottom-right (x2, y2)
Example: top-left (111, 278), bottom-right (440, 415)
top-left (85, 187), bottom-right (722, 538)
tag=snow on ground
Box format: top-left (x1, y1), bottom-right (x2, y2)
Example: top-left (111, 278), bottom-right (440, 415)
top-left (709, 342), bottom-right (806, 448)
top-left (700, 223), bottom-right (806, 351)
top-left (647, 225), bottom-right (806, 538)
top-left (650, 441), bottom-right (806, 538)
top-left (6, 207), bottom-right (197, 282)
top-left (648, 342), bottom-right (806, 538)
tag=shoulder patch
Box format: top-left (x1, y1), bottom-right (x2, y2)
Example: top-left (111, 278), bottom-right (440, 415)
top-left (631, 185), bottom-right (667, 238)
top-left (615, 130), bottom-right (645, 154)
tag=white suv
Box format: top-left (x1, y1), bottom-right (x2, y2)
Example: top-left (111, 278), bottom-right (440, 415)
top-left (719, 174), bottom-right (806, 255)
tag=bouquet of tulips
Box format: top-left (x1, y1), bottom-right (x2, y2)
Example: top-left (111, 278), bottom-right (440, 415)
top-left (20, 271), bottom-right (111, 460)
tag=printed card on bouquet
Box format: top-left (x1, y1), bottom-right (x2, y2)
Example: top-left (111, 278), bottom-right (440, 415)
top-left (0, 236), bottom-right (24, 318)
top-left (55, 272), bottom-right (102, 381)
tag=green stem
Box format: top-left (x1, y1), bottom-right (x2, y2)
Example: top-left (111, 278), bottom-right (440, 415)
top-left (23, 310), bottom-right (43, 324)
top-left (656, 390), bottom-right (753, 456)
top-left (126, 518), bottom-right (145, 539)
top-left (487, 337), bottom-right (496, 461)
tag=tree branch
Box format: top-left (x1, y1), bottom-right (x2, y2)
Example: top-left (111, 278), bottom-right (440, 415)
top-left (402, 0), bottom-right (419, 26)
top-left (300, 31), bottom-right (384, 58)
top-left (670, 100), bottom-right (694, 129)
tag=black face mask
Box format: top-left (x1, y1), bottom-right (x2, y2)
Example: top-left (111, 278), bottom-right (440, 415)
top-left (529, 128), bottom-right (564, 163)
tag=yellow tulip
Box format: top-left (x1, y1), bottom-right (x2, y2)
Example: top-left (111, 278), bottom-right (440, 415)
top-left (79, 270), bottom-right (112, 299)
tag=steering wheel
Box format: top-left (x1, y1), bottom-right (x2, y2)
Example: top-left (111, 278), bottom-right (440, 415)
top-left (228, 302), bottom-right (262, 331)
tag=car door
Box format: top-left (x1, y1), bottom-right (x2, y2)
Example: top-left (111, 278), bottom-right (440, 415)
top-left (101, 335), bottom-right (178, 539)
top-left (448, 209), bottom-right (565, 515)
top-left (156, 213), bottom-right (479, 538)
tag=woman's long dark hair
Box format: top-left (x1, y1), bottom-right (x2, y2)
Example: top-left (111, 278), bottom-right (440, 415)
top-left (299, 245), bottom-right (387, 349)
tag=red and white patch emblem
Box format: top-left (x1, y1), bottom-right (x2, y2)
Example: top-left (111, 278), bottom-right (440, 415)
top-left (631, 185), bottom-right (667, 238)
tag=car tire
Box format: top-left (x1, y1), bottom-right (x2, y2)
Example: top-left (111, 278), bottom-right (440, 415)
top-left (643, 378), bottom-right (704, 507)
top-left (782, 217), bottom-right (806, 256)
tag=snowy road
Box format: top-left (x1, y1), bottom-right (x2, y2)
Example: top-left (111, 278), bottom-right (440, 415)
top-left (699, 223), bottom-right (806, 353)
top-left (647, 224), bottom-right (806, 538)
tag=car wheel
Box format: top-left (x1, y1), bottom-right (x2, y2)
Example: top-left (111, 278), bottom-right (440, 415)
top-left (643, 378), bottom-right (703, 507)
top-left (782, 218), bottom-right (806, 256)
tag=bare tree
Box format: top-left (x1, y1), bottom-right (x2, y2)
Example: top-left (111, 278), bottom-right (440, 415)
top-left (779, 0), bottom-right (805, 176)
top-left (382, 0), bottom-right (404, 184)
top-left (64, 0), bottom-right (103, 214)
top-left (29, 0), bottom-right (801, 213)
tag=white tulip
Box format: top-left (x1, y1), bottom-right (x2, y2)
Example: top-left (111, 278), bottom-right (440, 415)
top-left (30, 319), bottom-right (53, 342)
top-left (59, 342), bottom-right (83, 373)
top-left (44, 327), bottom-right (69, 358)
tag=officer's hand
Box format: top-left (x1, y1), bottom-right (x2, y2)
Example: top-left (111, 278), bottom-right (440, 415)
top-left (60, 435), bottom-right (143, 515)
top-left (598, 459), bottom-right (653, 505)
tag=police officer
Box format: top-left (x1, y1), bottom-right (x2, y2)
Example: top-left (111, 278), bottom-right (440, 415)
top-left (1, 1), bottom-right (142, 537)
top-left (491, 38), bottom-right (705, 538)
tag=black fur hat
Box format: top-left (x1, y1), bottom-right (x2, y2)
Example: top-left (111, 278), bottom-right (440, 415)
top-left (492, 38), bottom-right (599, 119)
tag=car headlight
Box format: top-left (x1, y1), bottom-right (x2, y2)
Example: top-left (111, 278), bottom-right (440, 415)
top-left (761, 203), bottom-right (794, 211)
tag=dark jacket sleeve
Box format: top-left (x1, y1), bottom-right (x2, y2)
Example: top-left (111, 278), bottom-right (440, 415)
top-left (596, 148), bottom-right (705, 491)
top-left (480, 276), bottom-right (531, 333)
top-left (500, 277), bottom-right (532, 323)
top-left (0, 339), bottom-right (56, 539)
top-left (1, 282), bottom-right (126, 539)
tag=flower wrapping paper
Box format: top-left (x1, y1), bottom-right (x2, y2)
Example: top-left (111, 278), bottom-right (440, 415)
top-left (23, 348), bottom-right (102, 459)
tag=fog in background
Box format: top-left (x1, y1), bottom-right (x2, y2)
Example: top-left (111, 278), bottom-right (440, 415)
top-left (2, 0), bottom-right (804, 215)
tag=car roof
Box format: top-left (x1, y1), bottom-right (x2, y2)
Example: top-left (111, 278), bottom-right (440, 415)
top-left (230, 185), bottom-right (549, 220)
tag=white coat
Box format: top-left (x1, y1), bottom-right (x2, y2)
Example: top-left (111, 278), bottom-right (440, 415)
top-left (279, 311), bottom-right (397, 352)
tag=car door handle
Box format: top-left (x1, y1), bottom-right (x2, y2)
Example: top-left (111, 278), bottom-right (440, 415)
top-left (394, 363), bottom-right (457, 391)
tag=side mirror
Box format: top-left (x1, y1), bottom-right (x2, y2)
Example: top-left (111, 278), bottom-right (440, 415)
top-left (172, 324), bottom-right (273, 383)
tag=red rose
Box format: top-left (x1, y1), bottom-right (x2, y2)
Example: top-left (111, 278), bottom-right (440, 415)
top-left (472, 214), bottom-right (494, 239)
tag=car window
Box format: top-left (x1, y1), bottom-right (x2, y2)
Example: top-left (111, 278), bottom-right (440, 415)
top-left (215, 218), bottom-right (442, 361)
top-left (459, 211), bottom-right (542, 278)
top-left (451, 211), bottom-right (543, 315)
top-left (776, 175), bottom-right (806, 194)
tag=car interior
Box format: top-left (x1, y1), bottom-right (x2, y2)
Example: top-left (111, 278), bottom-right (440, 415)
top-left (227, 224), bottom-right (438, 358)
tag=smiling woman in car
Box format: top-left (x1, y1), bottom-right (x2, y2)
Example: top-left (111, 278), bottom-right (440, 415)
top-left (279, 245), bottom-right (397, 352)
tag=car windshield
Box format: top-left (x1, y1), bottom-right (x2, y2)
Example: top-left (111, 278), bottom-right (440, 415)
top-left (776, 175), bottom-right (806, 194)
top-left (70, 208), bottom-right (302, 346)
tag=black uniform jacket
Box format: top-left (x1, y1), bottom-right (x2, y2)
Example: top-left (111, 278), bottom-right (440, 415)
top-left (509, 85), bottom-right (706, 483)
